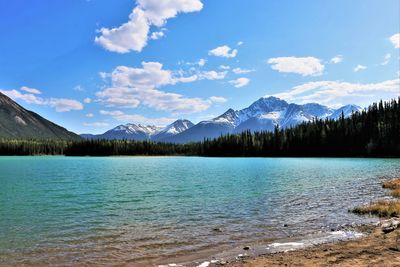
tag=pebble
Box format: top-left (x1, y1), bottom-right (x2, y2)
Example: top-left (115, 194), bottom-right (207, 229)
top-left (380, 218), bottom-right (400, 234)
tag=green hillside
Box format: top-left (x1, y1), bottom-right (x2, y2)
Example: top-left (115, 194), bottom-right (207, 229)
top-left (0, 92), bottom-right (81, 140)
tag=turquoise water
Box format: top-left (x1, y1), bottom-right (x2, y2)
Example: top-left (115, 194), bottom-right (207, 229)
top-left (0, 157), bottom-right (399, 265)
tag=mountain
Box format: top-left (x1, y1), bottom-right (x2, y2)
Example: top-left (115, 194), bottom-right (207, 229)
top-left (329, 104), bottom-right (362, 120)
top-left (165, 97), bottom-right (362, 143)
top-left (152, 119), bottom-right (194, 141)
top-left (82, 124), bottom-right (162, 141)
top-left (81, 119), bottom-right (194, 141)
top-left (161, 110), bottom-right (237, 143)
top-left (0, 92), bottom-right (80, 140)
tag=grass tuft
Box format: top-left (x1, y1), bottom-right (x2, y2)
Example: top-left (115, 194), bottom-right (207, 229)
top-left (352, 200), bottom-right (400, 218)
top-left (353, 178), bottom-right (400, 218)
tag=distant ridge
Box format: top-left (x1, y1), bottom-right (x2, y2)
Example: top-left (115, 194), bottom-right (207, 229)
top-left (81, 119), bottom-right (194, 142)
top-left (0, 92), bottom-right (81, 140)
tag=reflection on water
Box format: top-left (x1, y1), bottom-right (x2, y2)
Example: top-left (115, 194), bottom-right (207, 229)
top-left (0, 157), bottom-right (399, 265)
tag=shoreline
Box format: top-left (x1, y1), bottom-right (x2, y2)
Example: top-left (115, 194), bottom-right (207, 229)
top-left (1, 155), bottom-right (399, 159)
top-left (226, 178), bottom-right (400, 267)
top-left (154, 224), bottom-right (374, 267)
top-left (156, 177), bottom-right (400, 267)
top-left (227, 221), bottom-right (400, 266)
top-left (154, 219), bottom-right (399, 267)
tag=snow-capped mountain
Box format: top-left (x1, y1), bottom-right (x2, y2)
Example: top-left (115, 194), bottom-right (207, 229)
top-left (329, 104), bottom-right (362, 120)
top-left (81, 120), bottom-right (194, 141)
top-left (152, 120), bottom-right (194, 141)
top-left (82, 97), bottom-right (362, 143)
top-left (164, 97), bottom-right (362, 143)
top-left (101, 124), bottom-right (162, 140)
top-left (162, 110), bottom-right (238, 144)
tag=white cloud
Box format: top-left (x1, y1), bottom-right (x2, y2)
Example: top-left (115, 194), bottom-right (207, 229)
top-left (237, 41), bottom-right (244, 46)
top-left (0, 89), bottom-right (83, 112)
top-left (20, 86), bottom-right (41, 95)
top-left (86, 113), bottom-right (94, 118)
top-left (46, 98), bottom-right (84, 112)
top-left (198, 70), bottom-right (227, 80)
top-left (95, 0), bottom-right (203, 53)
top-left (381, 53), bottom-right (391, 65)
top-left (73, 85), bottom-right (85, 92)
top-left (111, 62), bottom-right (175, 89)
top-left (99, 72), bottom-right (108, 80)
top-left (183, 58), bottom-right (206, 67)
top-left (83, 97), bottom-right (92, 104)
top-left (99, 110), bottom-right (176, 126)
top-left (208, 96), bottom-right (227, 103)
top-left (83, 122), bottom-right (110, 127)
top-left (137, 0), bottom-right (203, 26)
top-left (0, 89), bottom-right (44, 105)
top-left (219, 65), bottom-right (230, 70)
top-left (209, 45), bottom-right (238, 58)
top-left (229, 77), bottom-right (250, 88)
top-left (175, 74), bottom-right (198, 83)
top-left (232, 67), bottom-right (255, 74)
top-left (354, 64), bottom-right (367, 72)
top-left (198, 58), bottom-right (206, 66)
top-left (267, 56), bottom-right (325, 76)
top-left (96, 62), bottom-right (224, 113)
top-left (390, 33), bottom-right (400, 48)
top-left (95, 8), bottom-right (149, 53)
top-left (330, 55), bottom-right (343, 64)
top-left (274, 78), bottom-right (400, 106)
top-left (150, 31), bottom-right (165, 40)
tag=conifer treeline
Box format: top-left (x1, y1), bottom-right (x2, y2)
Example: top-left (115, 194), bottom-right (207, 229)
top-left (0, 98), bottom-right (399, 157)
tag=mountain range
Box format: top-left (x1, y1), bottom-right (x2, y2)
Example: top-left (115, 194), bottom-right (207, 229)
top-left (81, 119), bottom-right (194, 141)
top-left (81, 96), bottom-right (362, 143)
top-left (0, 92), bottom-right (80, 140)
top-left (0, 92), bottom-right (362, 142)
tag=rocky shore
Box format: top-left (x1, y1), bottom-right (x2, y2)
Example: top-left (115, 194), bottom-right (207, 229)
top-left (224, 219), bottom-right (399, 267)
top-left (225, 178), bottom-right (400, 267)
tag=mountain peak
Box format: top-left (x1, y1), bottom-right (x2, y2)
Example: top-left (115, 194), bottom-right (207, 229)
top-left (212, 108), bottom-right (239, 126)
top-left (329, 104), bottom-right (362, 119)
top-left (150, 119), bottom-right (194, 141)
top-left (261, 96), bottom-right (282, 101)
top-left (249, 96), bottom-right (288, 110)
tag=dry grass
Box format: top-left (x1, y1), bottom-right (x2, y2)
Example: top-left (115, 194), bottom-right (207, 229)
top-left (382, 178), bottom-right (400, 189)
top-left (352, 178), bottom-right (400, 218)
top-left (391, 189), bottom-right (400, 198)
top-left (352, 200), bottom-right (400, 217)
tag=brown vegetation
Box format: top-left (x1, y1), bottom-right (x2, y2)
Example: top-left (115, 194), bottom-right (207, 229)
top-left (351, 178), bottom-right (400, 218)
top-left (383, 178), bottom-right (400, 189)
top-left (352, 200), bottom-right (400, 217)
top-left (391, 189), bottom-right (400, 198)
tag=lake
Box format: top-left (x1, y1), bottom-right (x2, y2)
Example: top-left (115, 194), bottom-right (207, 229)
top-left (0, 157), bottom-right (399, 266)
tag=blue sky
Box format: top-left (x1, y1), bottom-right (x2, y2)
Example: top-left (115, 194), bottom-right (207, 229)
top-left (0, 0), bottom-right (399, 134)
